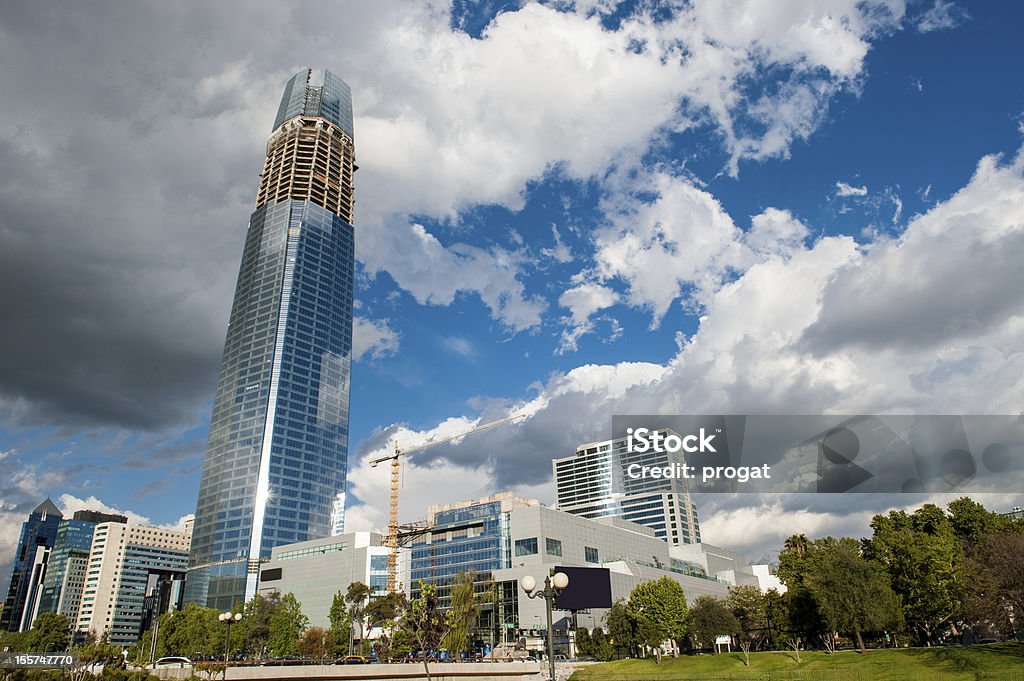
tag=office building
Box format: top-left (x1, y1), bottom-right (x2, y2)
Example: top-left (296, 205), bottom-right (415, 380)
top-left (1, 499), bottom-right (63, 631)
top-left (409, 494), bottom-right (728, 653)
top-left (35, 510), bottom-right (128, 625)
top-left (186, 68), bottom-right (357, 609)
top-left (256, 531), bottom-right (394, 630)
top-left (553, 431), bottom-right (701, 545)
top-left (75, 522), bottom-right (191, 645)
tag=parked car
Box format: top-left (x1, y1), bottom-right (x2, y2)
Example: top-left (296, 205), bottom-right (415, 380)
top-left (153, 657), bottom-right (192, 668)
top-left (337, 655), bottom-right (371, 664)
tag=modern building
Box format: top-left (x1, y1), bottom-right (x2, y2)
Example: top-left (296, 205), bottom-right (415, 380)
top-left (256, 531), bottom-right (395, 629)
top-left (1, 499), bottom-right (63, 632)
top-left (186, 67), bottom-right (357, 610)
top-left (35, 510), bottom-right (128, 626)
top-left (668, 543), bottom-right (760, 588)
top-left (553, 431), bottom-right (701, 545)
top-left (1003, 506), bottom-right (1024, 521)
top-left (409, 493), bottom-right (728, 654)
top-left (75, 522), bottom-right (191, 646)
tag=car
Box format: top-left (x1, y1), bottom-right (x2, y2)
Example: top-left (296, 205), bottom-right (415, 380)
top-left (153, 657), bottom-right (192, 668)
top-left (336, 655), bottom-right (371, 664)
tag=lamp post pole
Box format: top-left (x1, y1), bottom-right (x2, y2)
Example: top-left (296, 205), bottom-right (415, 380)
top-left (521, 572), bottom-right (569, 681)
top-left (219, 612), bottom-right (242, 681)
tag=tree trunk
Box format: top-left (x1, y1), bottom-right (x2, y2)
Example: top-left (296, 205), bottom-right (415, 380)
top-left (422, 658), bottom-right (431, 681)
top-left (855, 629), bottom-right (865, 652)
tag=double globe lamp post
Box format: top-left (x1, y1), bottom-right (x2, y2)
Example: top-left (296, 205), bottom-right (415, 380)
top-left (520, 571), bottom-right (569, 681)
top-left (218, 612), bottom-right (242, 680)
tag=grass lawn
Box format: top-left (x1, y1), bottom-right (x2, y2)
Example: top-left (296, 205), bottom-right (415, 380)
top-left (569, 643), bottom-right (1024, 681)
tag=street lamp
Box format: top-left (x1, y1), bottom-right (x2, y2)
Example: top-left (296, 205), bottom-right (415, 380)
top-left (521, 572), bottom-right (569, 681)
top-left (218, 612), bottom-right (242, 680)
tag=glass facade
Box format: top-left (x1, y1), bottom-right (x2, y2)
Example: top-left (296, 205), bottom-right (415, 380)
top-left (186, 68), bottom-right (356, 610)
top-left (36, 519), bottom-right (97, 618)
top-left (410, 501), bottom-right (510, 606)
top-left (1, 499), bottom-right (62, 632)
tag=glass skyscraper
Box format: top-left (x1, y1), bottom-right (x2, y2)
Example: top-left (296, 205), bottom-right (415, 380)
top-left (186, 69), bottom-right (356, 610)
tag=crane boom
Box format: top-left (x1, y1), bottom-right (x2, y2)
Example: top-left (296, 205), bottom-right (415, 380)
top-left (369, 413), bottom-right (524, 592)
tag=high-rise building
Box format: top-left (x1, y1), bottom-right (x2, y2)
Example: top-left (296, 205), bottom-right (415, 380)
top-left (186, 68), bottom-right (356, 610)
top-left (35, 510), bottom-right (127, 625)
top-left (553, 431), bottom-right (701, 545)
top-left (1, 499), bottom-right (62, 632)
top-left (75, 522), bottom-right (191, 645)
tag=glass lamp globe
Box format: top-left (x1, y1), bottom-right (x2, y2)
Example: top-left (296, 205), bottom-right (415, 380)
top-left (521, 575), bottom-right (537, 593)
top-left (552, 572), bottom-right (569, 590)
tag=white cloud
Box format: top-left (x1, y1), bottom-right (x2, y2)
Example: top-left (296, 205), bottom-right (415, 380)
top-left (342, 143), bottom-right (1024, 551)
top-left (441, 336), bottom-right (477, 359)
top-left (835, 181), bottom-right (868, 197)
top-left (352, 316), bottom-right (401, 361)
top-left (916, 0), bottom-right (969, 33)
top-left (57, 494), bottom-right (153, 527)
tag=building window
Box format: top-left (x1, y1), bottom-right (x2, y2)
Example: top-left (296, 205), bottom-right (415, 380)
top-left (514, 538), bottom-right (538, 556)
top-left (585, 546), bottom-right (599, 564)
top-left (545, 538), bottom-right (562, 557)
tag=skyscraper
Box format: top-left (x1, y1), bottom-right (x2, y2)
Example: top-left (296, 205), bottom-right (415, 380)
top-left (1, 499), bottom-right (62, 632)
top-left (186, 69), bottom-right (356, 610)
top-left (553, 431), bottom-right (701, 545)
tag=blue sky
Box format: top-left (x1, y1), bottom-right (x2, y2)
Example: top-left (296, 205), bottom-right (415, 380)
top-left (1, 0), bottom-right (1023, 580)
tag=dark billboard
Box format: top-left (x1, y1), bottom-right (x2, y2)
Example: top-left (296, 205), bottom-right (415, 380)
top-left (553, 566), bottom-right (612, 610)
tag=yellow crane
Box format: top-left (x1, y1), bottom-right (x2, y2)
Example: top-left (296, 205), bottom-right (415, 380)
top-left (368, 413), bottom-right (524, 593)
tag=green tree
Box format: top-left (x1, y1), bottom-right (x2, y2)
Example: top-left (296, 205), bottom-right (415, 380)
top-left (442, 572), bottom-right (477, 656)
top-left (865, 505), bottom-right (963, 645)
top-left (267, 593), bottom-right (308, 657)
top-left (685, 596), bottom-right (738, 652)
top-left (589, 627), bottom-right (614, 661)
top-left (345, 581), bottom-right (371, 655)
top-left (728, 585), bottom-right (768, 650)
top-left (328, 591), bottom-right (351, 656)
top-left (25, 612), bottom-right (70, 652)
top-left (965, 531), bottom-right (1024, 639)
top-left (575, 627), bottom-right (591, 656)
top-left (402, 581), bottom-right (445, 681)
top-left (947, 497), bottom-right (1011, 546)
top-left (806, 538), bottom-right (902, 651)
top-left (626, 577), bottom-right (687, 662)
top-left (603, 599), bottom-right (635, 658)
top-left (241, 592), bottom-right (283, 657)
top-left (366, 591), bottom-right (408, 660)
top-left (160, 603), bottom-right (224, 659)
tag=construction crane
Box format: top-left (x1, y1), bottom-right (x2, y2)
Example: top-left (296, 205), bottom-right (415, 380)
top-left (369, 413), bottom-right (524, 593)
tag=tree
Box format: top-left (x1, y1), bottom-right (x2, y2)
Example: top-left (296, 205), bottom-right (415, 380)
top-left (575, 627), bottom-right (591, 656)
top-left (402, 581), bottom-right (446, 681)
top-left (25, 612), bottom-right (70, 652)
top-left (242, 592), bottom-right (283, 657)
top-left (296, 627), bottom-right (333, 661)
top-left (267, 593), bottom-right (308, 657)
top-left (589, 627), bottom-right (614, 661)
top-left (367, 591), bottom-right (408, 660)
top-left (626, 577), bottom-right (687, 662)
top-left (345, 581), bottom-right (371, 655)
top-left (947, 497), bottom-right (1011, 547)
top-left (442, 572), bottom-right (478, 656)
top-left (603, 600), bottom-right (634, 659)
top-left (728, 585), bottom-right (768, 650)
top-left (865, 506), bottom-right (963, 645)
top-left (685, 596), bottom-right (738, 652)
top-left (805, 538), bottom-right (902, 651)
top-left (965, 531), bottom-right (1024, 639)
top-left (328, 590), bottom-right (351, 656)
top-left (160, 602), bottom-right (225, 659)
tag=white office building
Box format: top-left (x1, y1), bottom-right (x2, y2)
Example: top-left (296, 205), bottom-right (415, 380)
top-left (75, 523), bottom-right (191, 645)
top-left (553, 431), bottom-right (701, 545)
top-left (256, 531), bottom-right (400, 629)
